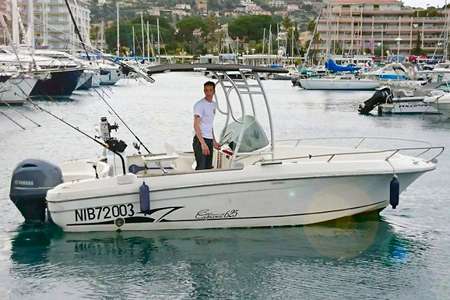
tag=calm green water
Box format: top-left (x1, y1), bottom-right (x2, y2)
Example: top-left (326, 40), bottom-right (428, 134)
top-left (1, 74), bottom-right (450, 299)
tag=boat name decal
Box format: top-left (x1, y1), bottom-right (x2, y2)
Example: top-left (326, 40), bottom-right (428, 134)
top-left (74, 204), bottom-right (135, 222)
top-left (195, 209), bottom-right (239, 220)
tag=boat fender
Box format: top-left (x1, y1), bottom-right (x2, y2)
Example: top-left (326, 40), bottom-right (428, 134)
top-left (390, 175), bottom-right (400, 209)
top-left (139, 182), bottom-right (150, 215)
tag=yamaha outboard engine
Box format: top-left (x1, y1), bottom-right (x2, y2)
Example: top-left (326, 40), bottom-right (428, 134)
top-left (10, 159), bottom-right (63, 224)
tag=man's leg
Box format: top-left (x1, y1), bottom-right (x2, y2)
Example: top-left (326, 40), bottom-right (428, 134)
top-left (204, 138), bottom-right (214, 169)
top-left (193, 136), bottom-right (206, 170)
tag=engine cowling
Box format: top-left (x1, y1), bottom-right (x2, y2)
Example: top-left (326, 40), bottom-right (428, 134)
top-left (10, 159), bottom-right (63, 223)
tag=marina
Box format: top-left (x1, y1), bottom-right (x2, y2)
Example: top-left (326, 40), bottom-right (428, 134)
top-left (1, 74), bottom-right (450, 298)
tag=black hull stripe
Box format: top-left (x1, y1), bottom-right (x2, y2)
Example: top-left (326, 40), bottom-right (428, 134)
top-left (48, 172), bottom-right (420, 204)
top-left (66, 200), bottom-right (386, 226)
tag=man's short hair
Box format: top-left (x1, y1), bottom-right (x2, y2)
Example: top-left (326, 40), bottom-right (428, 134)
top-left (204, 81), bottom-right (215, 89)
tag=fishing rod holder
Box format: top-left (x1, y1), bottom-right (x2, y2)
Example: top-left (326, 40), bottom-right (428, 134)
top-left (99, 117), bottom-right (127, 153)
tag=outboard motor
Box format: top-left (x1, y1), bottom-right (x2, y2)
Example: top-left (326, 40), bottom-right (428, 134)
top-left (10, 159), bottom-right (63, 224)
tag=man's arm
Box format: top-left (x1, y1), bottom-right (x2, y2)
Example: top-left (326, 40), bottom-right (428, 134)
top-left (194, 115), bottom-right (210, 155)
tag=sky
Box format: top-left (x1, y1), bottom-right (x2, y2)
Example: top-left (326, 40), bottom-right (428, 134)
top-left (403, 0), bottom-right (447, 8)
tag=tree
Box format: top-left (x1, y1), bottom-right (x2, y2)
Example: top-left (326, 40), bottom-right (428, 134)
top-left (374, 45), bottom-right (389, 57)
top-left (205, 15), bottom-right (221, 53)
top-left (411, 30), bottom-right (425, 56)
top-left (282, 16), bottom-right (294, 31)
top-left (307, 19), bottom-right (316, 33)
top-left (228, 15), bottom-right (277, 41)
top-left (176, 16), bottom-right (207, 41)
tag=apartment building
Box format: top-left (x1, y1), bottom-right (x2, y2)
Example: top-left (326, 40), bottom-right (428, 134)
top-left (18, 0), bottom-right (91, 50)
top-left (316, 0), bottom-right (449, 57)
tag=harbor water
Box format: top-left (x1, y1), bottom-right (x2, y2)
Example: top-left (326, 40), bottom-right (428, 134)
top-left (1, 73), bottom-right (450, 299)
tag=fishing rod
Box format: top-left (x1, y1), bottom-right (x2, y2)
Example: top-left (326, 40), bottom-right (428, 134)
top-left (63, 0), bottom-right (154, 154)
top-left (0, 96), bottom-right (41, 127)
top-left (1, 79), bottom-right (42, 127)
top-left (0, 110), bottom-right (26, 130)
top-left (63, 0), bottom-right (91, 61)
top-left (22, 93), bottom-right (127, 175)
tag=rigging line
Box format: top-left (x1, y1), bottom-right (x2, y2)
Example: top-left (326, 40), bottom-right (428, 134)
top-left (0, 110), bottom-right (26, 130)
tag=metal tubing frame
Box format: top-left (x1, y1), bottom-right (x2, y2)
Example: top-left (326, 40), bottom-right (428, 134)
top-left (211, 69), bottom-right (275, 164)
top-left (252, 146), bottom-right (445, 165)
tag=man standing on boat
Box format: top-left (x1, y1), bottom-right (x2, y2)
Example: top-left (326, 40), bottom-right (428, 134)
top-left (193, 81), bottom-right (221, 170)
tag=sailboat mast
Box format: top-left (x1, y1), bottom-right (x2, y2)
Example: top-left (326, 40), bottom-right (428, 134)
top-left (27, 0), bottom-right (34, 47)
top-left (100, 20), bottom-right (105, 52)
top-left (140, 11), bottom-right (145, 58)
top-left (42, 0), bottom-right (48, 46)
top-left (116, 2), bottom-right (120, 56)
top-left (132, 26), bottom-right (136, 58)
top-left (444, 1), bottom-right (449, 61)
top-left (157, 18), bottom-right (160, 63)
top-left (262, 28), bottom-right (265, 54)
top-left (291, 27), bottom-right (294, 61)
top-left (10, 0), bottom-right (19, 46)
top-left (146, 21), bottom-right (150, 62)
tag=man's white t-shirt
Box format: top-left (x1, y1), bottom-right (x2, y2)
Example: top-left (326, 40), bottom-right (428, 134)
top-left (194, 98), bottom-right (216, 139)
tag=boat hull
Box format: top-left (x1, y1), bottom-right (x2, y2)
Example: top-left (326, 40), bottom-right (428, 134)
top-left (48, 171), bottom-right (423, 232)
top-left (0, 76), bottom-right (38, 105)
top-left (99, 68), bottom-right (121, 85)
top-left (31, 69), bottom-right (83, 98)
top-left (299, 79), bottom-right (380, 90)
top-left (431, 101), bottom-right (450, 118)
top-left (380, 97), bottom-right (439, 114)
top-left (75, 71), bottom-right (94, 90)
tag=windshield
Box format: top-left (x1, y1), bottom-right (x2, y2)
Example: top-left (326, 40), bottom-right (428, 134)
top-left (220, 115), bottom-right (269, 153)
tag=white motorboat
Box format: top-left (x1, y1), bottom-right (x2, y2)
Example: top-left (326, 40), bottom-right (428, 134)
top-left (9, 65), bottom-right (443, 232)
top-left (359, 86), bottom-right (441, 115)
top-left (362, 63), bottom-right (426, 89)
top-left (298, 75), bottom-right (380, 90)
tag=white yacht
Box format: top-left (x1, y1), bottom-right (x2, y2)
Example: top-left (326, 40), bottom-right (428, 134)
top-left (298, 74), bottom-right (380, 90)
top-left (0, 49), bottom-right (83, 98)
top-left (9, 65), bottom-right (443, 232)
top-left (25, 49), bottom-right (100, 90)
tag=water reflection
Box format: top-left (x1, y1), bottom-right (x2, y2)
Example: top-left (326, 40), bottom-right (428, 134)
top-left (11, 215), bottom-right (415, 268)
top-left (9, 216), bottom-right (424, 298)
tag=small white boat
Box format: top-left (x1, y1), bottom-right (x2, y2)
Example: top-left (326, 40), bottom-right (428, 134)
top-left (359, 87), bottom-right (441, 115)
top-left (299, 75), bottom-right (380, 90)
top-left (9, 65), bottom-right (443, 232)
